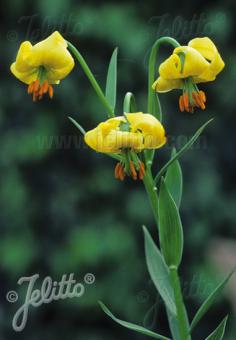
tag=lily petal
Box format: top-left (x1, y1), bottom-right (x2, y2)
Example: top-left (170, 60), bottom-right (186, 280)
top-left (189, 37), bottom-right (225, 81)
top-left (84, 113), bottom-right (167, 153)
top-left (10, 31), bottom-right (74, 84)
top-left (160, 46), bottom-right (209, 79)
top-left (152, 76), bottom-right (183, 92)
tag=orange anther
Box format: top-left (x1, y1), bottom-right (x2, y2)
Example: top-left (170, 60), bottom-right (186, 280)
top-left (114, 163), bottom-right (126, 181)
top-left (199, 90), bottom-right (206, 103)
top-left (129, 161), bottom-right (137, 180)
top-left (183, 93), bottom-right (189, 112)
top-left (114, 163), bottom-right (121, 179)
top-left (27, 82), bottom-right (34, 94)
top-left (34, 79), bottom-right (40, 92)
top-left (179, 95), bottom-right (184, 112)
top-left (138, 161), bottom-right (145, 180)
top-left (49, 85), bottom-right (54, 99)
top-left (119, 165), bottom-right (125, 181)
top-left (193, 91), bottom-right (205, 110)
top-left (42, 80), bottom-right (49, 94)
top-left (27, 79), bottom-right (54, 101)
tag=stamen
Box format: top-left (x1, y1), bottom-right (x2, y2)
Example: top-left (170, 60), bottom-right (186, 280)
top-left (114, 163), bottom-right (126, 181)
top-left (42, 80), bottom-right (49, 94)
top-left (27, 83), bottom-right (34, 94)
top-left (49, 85), bottom-right (54, 99)
top-left (138, 161), bottom-right (145, 180)
top-left (179, 95), bottom-right (185, 112)
top-left (129, 161), bottom-right (137, 180)
top-left (27, 80), bottom-right (54, 102)
top-left (192, 92), bottom-right (205, 110)
top-left (199, 90), bottom-right (206, 103)
top-left (180, 78), bottom-right (207, 113)
top-left (183, 93), bottom-right (189, 112)
top-left (119, 165), bottom-right (125, 181)
top-left (34, 80), bottom-right (40, 92)
top-left (114, 163), bottom-right (120, 179)
top-left (114, 160), bottom-right (145, 181)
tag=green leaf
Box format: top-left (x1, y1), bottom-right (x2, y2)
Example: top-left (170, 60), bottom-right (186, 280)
top-left (190, 266), bottom-right (236, 332)
top-left (158, 179), bottom-right (183, 268)
top-left (165, 148), bottom-right (183, 208)
top-left (105, 47), bottom-right (118, 110)
top-left (153, 93), bottom-right (162, 121)
top-left (99, 301), bottom-right (171, 340)
top-left (68, 116), bottom-right (86, 135)
top-left (143, 226), bottom-right (176, 315)
top-left (166, 309), bottom-right (181, 340)
top-left (155, 119), bottom-right (213, 184)
top-left (205, 316), bottom-right (228, 340)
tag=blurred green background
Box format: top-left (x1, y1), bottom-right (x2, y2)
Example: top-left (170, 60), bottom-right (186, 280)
top-left (1, 0), bottom-right (236, 339)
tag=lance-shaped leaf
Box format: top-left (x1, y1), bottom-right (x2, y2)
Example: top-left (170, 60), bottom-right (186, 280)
top-left (68, 116), bottom-right (86, 135)
top-left (190, 266), bottom-right (236, 332)
top-left (166, 308), bottom-right (181, 340)
top-left (165, 148), bottom-right (183, 208)
top-left (155, 119), bottom-right (213, 184)
top-left (143, 226), bottom-right (176, 315)
top-left (205, 315), bottom-right (228, 340)
top-left (99, 301), bottom-right (171, 340)
top-left (105, 47), bottom-right (118, 110)
top-left (158, 179), bottom-right (183, 268)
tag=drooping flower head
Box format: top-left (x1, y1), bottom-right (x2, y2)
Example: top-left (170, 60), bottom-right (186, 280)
top-left (10, 31), bottom-right (74, 101)
top-left (152, 37), bottom-right (225, 113)
top-left (84, 112), bottom-right (166, 180)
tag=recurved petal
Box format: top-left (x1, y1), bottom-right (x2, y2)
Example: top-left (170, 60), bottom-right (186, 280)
top-left (10, 62), bottom-right (38, 84)
top-left (45, 60), bottom-right (75, 82)
top-left (99, 117), bottom-right (126, 136)
top-left (13, 41), bottom-right (37, 73)
top-left (106, 130), bottom-right (144, 151)
top-left (126, 112), bottom-right (167, 149)
top-left (84, 127), bottom-right (113, 153)
top-left (144, 134), bottom-right (167, 149)
top-left (84, 117), bottom-right (125, 153)
top-left (159, 53), bottom-right (183, 79)
top-left (171, 46), bottom-right (209, 78)
top-left (188, 37), bottom-right (218, 61)
top-left (152, 76), bottom-right (183, 92)
top-left (189, 37), bottom-right (225, 82)
top-left (32, 31), bottom-right (74, 72)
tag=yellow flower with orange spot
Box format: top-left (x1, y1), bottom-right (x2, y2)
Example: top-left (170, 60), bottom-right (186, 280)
top-left (10, 31), bottom-right (74, 101)
top-left (152, 37), bottom-right (225, 112)
top-left (84, 112), bottom-right (166, 181)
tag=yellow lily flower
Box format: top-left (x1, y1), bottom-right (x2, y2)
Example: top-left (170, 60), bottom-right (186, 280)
top-left (152, 37), bottom-right (225, 112)
top-left (84, 112), bottom-right (166, 181)
top-left (10, 31), bottom-right (74, 101)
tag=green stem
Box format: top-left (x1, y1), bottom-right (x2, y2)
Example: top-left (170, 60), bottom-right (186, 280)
top-left (67, 41), bottom-right (115, 118)
top-left (143, 169), bottom-right (159, 226)
top-left (146, 37), bottom-right (180, 166)
top-left (169, 266), bottom-right (191, 340)
top-left (148, 36), bottom-right (180, 116)
top-left (123, 92), bottom-right (137, 113)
